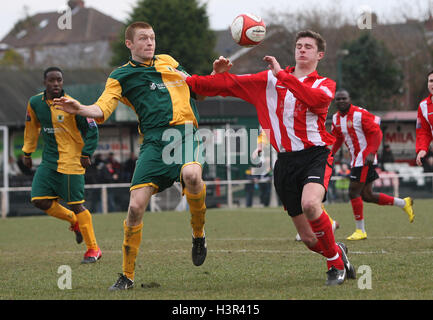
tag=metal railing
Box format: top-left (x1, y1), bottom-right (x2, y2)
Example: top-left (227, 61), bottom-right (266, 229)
top-left (2, 172), bottom-right (433, 218)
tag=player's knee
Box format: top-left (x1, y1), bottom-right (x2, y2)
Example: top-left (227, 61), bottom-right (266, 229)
top-left (128, 199), bottom-right (146, 215)
top-left (32, 199), bottom-right (53, 211)
top-left (182, 169), bottom-right (202, 187)
top-left (301, 199), bottom-right (319, 216)
top-left (348, 188), bottom-right (360, 199)
top-left (361, 191), bottom-right (374, 203)
top-left (128, 203), bottom-right (145, 224)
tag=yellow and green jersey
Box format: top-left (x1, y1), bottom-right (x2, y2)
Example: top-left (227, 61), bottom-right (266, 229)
top-left (95, 54), bottom-right (200, 134)
top-left (22, 91), bottom-right (99, 175)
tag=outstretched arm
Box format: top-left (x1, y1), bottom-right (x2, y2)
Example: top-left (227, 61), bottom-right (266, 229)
top-left (182, 56), bottom-right (234, 101)
top-left (53, 97), bottom-right (104, 119)
top-left (264, 56), bottom-right (335, 113)
top-left (177, 56), bottom-right (233, 82)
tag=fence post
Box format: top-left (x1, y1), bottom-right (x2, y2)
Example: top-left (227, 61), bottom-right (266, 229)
top-left (101, 186), bottom-right (108, 214)
top-left (1, 189), bottom-right (7, 219)
top-left (225, 123), bottom-right (233, 208)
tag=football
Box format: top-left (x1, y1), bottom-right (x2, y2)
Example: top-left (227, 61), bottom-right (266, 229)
top-left (230, 13), bottom-right (266, 47)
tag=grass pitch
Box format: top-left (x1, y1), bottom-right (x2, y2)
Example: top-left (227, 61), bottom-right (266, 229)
top-left (1, 199), bottom-right (433, 300)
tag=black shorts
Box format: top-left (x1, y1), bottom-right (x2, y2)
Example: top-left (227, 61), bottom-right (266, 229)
top-left (350, 165), bottom-right (379, 183)
top-left (273, 146), bottom-right (334, 217)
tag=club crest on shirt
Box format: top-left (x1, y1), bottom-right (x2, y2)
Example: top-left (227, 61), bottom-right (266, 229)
top-left (347, 120), bottom-right (353, 128)
top-left (57, 114), bottom-right (64, 122)
top-left (26, 110), bottom-right (31, 121)
top-left (86, 117), bottom-right (97, 128)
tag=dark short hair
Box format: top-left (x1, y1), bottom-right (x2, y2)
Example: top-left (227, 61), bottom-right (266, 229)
top-left (428, 70), bottom-right (433, 78)
top-left (44, 67), bottom-right (63, 79)
top-left (336, 88), bottom-right (350, 96)
top-left (295, 30), bottom-right (326, 53)
top-left (125, 21), bottom-right (153, 42)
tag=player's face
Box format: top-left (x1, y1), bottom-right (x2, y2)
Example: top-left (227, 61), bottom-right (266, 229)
top-left (335, 91), bottom-right (351, 113)
top-left (428, 74), bottom-right (433, 95)
top-left (44, 71), bottom-right (63, 99)
top-left (127, 28), bottom-right (156, 62)
top-left (295, 37), bottom-right (324, 66)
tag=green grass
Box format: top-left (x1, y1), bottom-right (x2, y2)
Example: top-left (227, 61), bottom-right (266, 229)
top-left (1, 199), bottom-right (433, 300)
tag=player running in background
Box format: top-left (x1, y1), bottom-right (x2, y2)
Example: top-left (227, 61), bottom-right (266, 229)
top-left (179, 30), bottom-right (355, 286)
top-left (54, 22), bottom-right (211, 290)
top-left (22, 67), bottom-right (101, 263)
top-left (416, 70), bottom-right (433, 167)
top-left (331, 89), bottom-right (414, 241)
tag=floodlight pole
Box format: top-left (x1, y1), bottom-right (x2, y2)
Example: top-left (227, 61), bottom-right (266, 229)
top-left (1, 126), bottom-right (9, 218)
top-left (336, 49), bottom-right (349, 89)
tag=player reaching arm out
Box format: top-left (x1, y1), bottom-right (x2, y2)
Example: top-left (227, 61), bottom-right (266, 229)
top-left (264, 55), bottom-right (335, 113)
top-left (180, 30), bottom-right (354, 286)
top-left (53, 97), bottom-right (104, 119)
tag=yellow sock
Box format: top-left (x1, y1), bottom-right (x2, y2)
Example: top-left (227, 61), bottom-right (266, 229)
top-left (45, 200), bottom-right (77, 226)
top-left (185, 184), bottom-right (207, 238)
top-left (322, 205), bottom-right (334, 225)
top-left (123, 220), bottom-right (143, 281)
top-left (76, 209), bottom-right (98, 250)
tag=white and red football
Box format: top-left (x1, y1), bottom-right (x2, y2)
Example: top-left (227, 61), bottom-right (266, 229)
top-left (230, 13), bottom-right (266, 47)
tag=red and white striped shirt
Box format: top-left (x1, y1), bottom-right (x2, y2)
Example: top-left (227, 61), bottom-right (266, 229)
top-left (186, 67), bottom-right (336, 153)
top-left (416, 95), bottom-right (433, 154)
top-left (331, 105), bottom-right (382, 167)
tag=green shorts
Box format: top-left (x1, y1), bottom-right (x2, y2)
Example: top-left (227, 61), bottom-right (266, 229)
top-left (31, 164), bottom-right (85, 204)
top-left (131, 124), bottom-right (204, 193)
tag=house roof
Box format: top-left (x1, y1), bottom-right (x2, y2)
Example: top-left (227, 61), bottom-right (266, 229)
top-left (0, 5), bottom-right (123, 48)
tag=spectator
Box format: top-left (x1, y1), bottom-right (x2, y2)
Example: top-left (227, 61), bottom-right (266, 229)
top-left (106, 152), bottom-right (121, 176)
top-left (122, 152), bottom-right (137, 182)
top-left (99, 162), bottom-right (119, 212)
top-left (244, 168), bottom-right (255, 207)
top-left (8, 156), bottom-right (21, 176)
top-left (85, 156), bottom-right (101, 213)
top-left (380, 144), bottom-right (395, 169)
top-left (93, 153), bottom-right (105, 169)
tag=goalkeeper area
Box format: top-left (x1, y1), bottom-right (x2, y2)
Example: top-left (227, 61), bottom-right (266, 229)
top-left (1, 200), bottom-right (432, 300)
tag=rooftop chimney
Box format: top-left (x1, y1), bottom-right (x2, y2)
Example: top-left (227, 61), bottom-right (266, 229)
top-left (68, 0), bottom-right (85, 10)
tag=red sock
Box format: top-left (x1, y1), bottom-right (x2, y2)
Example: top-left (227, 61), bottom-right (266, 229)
top-left (378, 193), bottom-right (394, 206)
top-left (350, 196), bottom-right (364, 220)
top-left (308, 240), bottom-right (324, 255)
top-left (308, 211), bottom-right (344, 270)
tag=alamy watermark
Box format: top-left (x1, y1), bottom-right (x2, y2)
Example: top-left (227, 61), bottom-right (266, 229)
top-left (357, 265), bottom-right (372, 290)
top-left (57, 265), bottom-right (72, 290)
top-left (57, 6), bottom-right (72, 30)
top-left (357, 5), bottom-right (373, 30)
top-left (161, 124), bottom-right (271, 169)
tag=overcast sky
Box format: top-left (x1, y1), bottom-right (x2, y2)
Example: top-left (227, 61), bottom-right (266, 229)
top-left (0, 0), bottom-right (432, 40)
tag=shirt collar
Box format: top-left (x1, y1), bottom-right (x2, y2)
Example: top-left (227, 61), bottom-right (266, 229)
top-left (42, 90), bottom-right (65, 102)
top-left (129, 56), bottom-right (156, 67)
top-left (338, 104), bottom-right (353, 117)
top-left (285, 66), bottom-right (319, 78)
